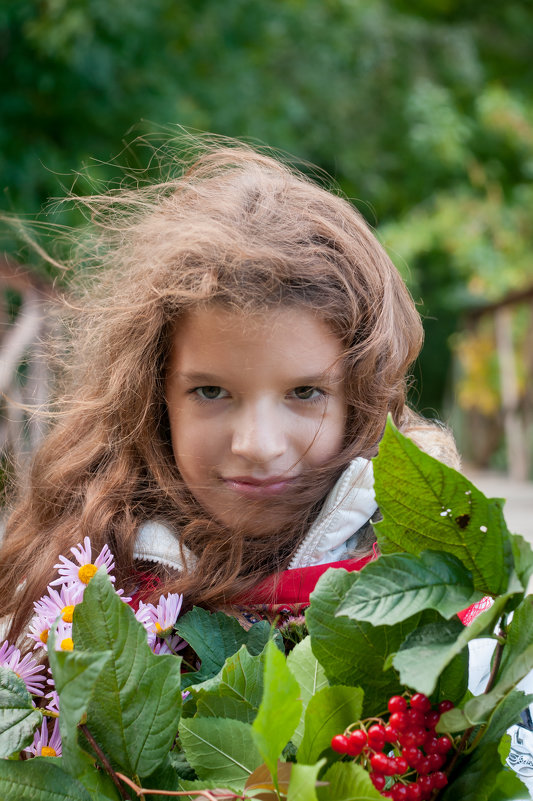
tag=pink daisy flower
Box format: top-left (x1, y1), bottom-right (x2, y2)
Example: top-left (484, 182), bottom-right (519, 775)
top-left (50, 536), bottom-right (115, 589)
top-left (51, 619), bottom-right (74, 653)
top-left (34, 584), bottom-right (85, 625)
top-left (24, 718), bottom-right (62, 758)
top-left (45, 688), bottom-right (60, 715)
top-left (134, 603), bottom-right (158, 649)
top-left (2, 647), bottom-right (46, 697)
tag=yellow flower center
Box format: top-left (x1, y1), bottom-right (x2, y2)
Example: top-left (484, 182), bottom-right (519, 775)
top-left (40, 629), bottom-right (49, 644)
top-left (61, 637), bottom-right (74, 651)
top-left (62, 605), bottom-right (75, 623)
top-left (41, 746), bottom-right (57, 757)
top-left (155, 622), bottom-right (171, 635)
top-left (78, 563), bottom-right (98, 584)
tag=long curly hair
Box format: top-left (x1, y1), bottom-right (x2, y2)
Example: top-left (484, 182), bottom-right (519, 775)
top-left (0, 140), bottom-right (447, 644)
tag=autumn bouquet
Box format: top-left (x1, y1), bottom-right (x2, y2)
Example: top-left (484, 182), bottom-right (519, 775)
top-left (0, 419), bottom-right (532, 801)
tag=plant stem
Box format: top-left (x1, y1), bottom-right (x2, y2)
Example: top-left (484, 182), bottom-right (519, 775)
top-left (79, 723), bottom-right (131, 801)
top-left (41, 708), bottom-right (59, 718)
top-left (484, 624), bottom-right (506, 695)
top-left (116, 774), bottom-right (247, 799)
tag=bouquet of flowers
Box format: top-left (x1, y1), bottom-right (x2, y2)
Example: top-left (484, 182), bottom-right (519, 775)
top-left (0, 419), bottom-right (531, 800)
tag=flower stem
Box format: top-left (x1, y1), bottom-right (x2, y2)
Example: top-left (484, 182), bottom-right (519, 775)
top-left (79, 723), bottom-right (131, 801)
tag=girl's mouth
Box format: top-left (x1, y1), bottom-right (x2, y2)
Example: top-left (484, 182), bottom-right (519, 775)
top-left (222, 476), bottom-right (295, 497)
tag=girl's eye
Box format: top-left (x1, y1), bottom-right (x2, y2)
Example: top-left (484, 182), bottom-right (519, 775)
top-left (292, 386), bottom-right (322, 401)
top-left (194, 386), bottom-right (228, 401)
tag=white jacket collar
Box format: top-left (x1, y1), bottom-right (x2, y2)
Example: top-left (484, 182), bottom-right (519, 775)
top-left (133, 457), bottom-right (377, 572)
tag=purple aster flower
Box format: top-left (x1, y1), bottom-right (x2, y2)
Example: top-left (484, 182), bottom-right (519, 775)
top-left (25, 719), bottom-right (62, 758)
top-left (1, 646), bottom-right (46, 697)
top-left (134, 603), bottom-right (157, 649)
top-left (45, 688), bottom-right (60, 715)
top-left (34, 584), bottom-right (85, 625)
top-left (152, 635), bottom-right (187, 656)
top-left (51, 619), bottom-right (74, 653)
top-left (140, 593), bottom-right (184, 636)
top-left (0, 640), bottom-right (17, 664)
top-left (50, 536), bottom-right (115, 588)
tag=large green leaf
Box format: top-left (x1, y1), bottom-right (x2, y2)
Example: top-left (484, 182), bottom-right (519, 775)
top-left (509, 534), bottom-right (533, 590)
top-left (252, 640), bottom-right (302, 788)
top-left (433, 649), bottom-right (470, 706)
top-left (48, 623), bottom-right (112, 778)
top-left (0, 666), bottom-right (42, 758)
top-left (499, 596), bottom-right (533, 674)
top-left (441, 739), bottom-right (524, 801)
top-left (0, 758), bottom-right (98, 801)
top-left (195, 691), bottom-right (257, 723)
top-left (176, 607), bottom-right (249, 686)
top-left (179, 717), bottom-right (262, 785)
top-left (395, 592), bottom-right (514, 699)
top-left (297, 685), bottom-right (363, 765)
top-left (373, 418), bottom-right (510, 595)
top-left (337, 550), bottom-right (483, 624)
top-left (72, 569), bottom-right (182, 778)
top-left (317, 762), bottom-right (383, 801)
top-left (483, 690), bottom-right (533, 745)
top-left (287, 760), bottom-right (325, 801)
top-left (188, 645), bottom-right (265, 709)
top-left (487, 767), bottom-right (530, 801)
top-left (306, 567), bottom-right (423, 714)
top-left (287, 637), bottom-right (329, 748)
top-left (440, 640), bottom-right (533, 732)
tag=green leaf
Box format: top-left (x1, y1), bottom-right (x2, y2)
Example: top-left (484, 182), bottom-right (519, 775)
top-left (189, 645), bottom-right (265, 710)
top-left (195, 691), bottom-right (257, 723)
top-left (72, 569), bottom-right (182, 778)
top-left (373, 418), bottom-right (510, 595)
top-left (510, 534), bottom-right (533, 590)
top-left (487, 767), bottom-right (530, 801)
top-left (483, 690), bottom-right (533, 745)
top-left (306, 567), bottom-right (424, 714)
top-left (500, 596), bottom-right (533, 675)
top-left (337, 550), bottom-right (483, 624)
top-left (317, 762), bottom-right (383, 801)
top-left (287, 759), bottom-right (325, 801)
top-left (176, 607), bottom-right (249, 686)
top-left (252, 640), bottom-right (302, 787)
top-left (0, 758), bottom-right (97, 801)
top-left (179, 717), bottom-right (262, 785)
top-left (432, 649), bottom-right (470, 706)
top-left (47, 623), bottom-right (112, 776)
top-left (0, 666), bottom-right (42, 758)
top-left (441, 640), bottom-right (533, 732)
top-left (395, 593), bottom-right (514, 699)
top-left (287, 637), bottom-right (329, 748)
top-left (297, 685), bottom-right (363, 765)
top-left (441, 740), bottom-right (520, 801)
top-left (393, 617), bottom-right (466, 696)
top-left (246, 619), bottom-right (284, 656)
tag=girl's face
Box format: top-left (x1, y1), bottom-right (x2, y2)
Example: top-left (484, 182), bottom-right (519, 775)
top-left (165, 304), bottom-right (346, 532)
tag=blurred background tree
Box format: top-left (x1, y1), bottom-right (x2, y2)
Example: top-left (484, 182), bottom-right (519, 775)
top-left (1, 0), bottom-right (532, 472)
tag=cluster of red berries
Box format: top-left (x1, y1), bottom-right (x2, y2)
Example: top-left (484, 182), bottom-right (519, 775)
top-left (331, 693), bottom-right (455, 800)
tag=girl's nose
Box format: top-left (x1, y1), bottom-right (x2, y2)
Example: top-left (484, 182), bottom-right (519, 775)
top-left (230, 403), bottom-right (287, 464)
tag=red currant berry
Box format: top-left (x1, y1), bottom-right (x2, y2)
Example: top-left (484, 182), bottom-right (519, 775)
top-left (437, 699), bottom-right (454, 713)
top-left (331, 734), bottom-right (351, 754)
top-left (346, 729), bottom-right (367, 756)
top-left (393, 756), bottom-right (409, 775)
top-left (370, 752), bottom-right (390, 774)
top-left (367, 724), bottom-right (387, 751)
top-left (406, 783), bottom-right (422, 801)
top-left (417, 757), bottom-right (432, 775)
top-left (391, 783), bottom-right (409, 801)
top-left (431, 771), bottom-right (448, 789)
top-left (382, 793), bottom-right (395, 799)
top-left (370, 772), bottom-right (386, 791)
top-left (424, 709), bottom-right (440, 730)
top-left (385, 724), bottom-right (400, 742)
top-left (406, 707), bottom-right (425, 727)
top-left (390, 711), bottom-right (409, 731)
top-left (417, 775), bottom-right (433, 800)
top-left (388, 695), bottom-right (408, 714)
top-left (401, 746), bottom-right (423, 768)
top-left (428, 752), bottom-right (445, 771)
top-left (436, 735), bottom-right (453, 754)
top-left (424, 734), bottom-right (440, 753)
top-left (410, 693), bottom-right (432, 713)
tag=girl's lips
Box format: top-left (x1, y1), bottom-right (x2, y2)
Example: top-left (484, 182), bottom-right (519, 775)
top-left (222, 476), bottom-right (295, 497)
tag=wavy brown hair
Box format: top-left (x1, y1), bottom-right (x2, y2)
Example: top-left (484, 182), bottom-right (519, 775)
top-left (0, 141), bottom-right (453, 644)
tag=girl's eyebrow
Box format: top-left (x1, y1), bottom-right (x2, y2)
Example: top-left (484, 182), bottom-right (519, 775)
top-left (177, 370), bottom-right (342, 385)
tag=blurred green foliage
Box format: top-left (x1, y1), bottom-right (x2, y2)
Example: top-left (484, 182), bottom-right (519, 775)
top-left (1, 0), bottom-right (532, 413)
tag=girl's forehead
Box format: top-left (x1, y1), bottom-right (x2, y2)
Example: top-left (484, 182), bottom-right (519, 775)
top-left (168, 304), bottom-right (344, 378)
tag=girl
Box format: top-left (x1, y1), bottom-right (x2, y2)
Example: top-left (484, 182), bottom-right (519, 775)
top-left (0, 142), bottom-right (460, 644)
